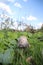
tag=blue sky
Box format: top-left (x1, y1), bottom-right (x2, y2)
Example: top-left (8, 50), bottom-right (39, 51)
top-left (0, 0), bottom-right (43, 29)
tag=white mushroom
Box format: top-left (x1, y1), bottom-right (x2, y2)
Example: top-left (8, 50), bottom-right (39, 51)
top-left (18, 36), bottom-right (29, 48)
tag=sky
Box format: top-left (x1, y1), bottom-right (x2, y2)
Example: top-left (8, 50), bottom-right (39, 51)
top-left (0, 0), bottom-right (43, 29)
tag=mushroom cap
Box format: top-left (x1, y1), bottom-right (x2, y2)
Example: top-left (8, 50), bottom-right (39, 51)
top-left (18, 36), bottom-right (29, 48)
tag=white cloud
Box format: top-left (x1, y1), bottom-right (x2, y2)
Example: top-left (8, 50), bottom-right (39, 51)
top-left (21, 16), bottom-right (25, 20)
top-left (37, 22), bottom-right (43, 28)
top-left (23, 0), bottom-right (28, 2)
top-left (0, 2), bottom-right (12, 14)
top-left (8, 0), bottom-right (14, 2)
top-left (38, 22), bottom-right (42, 26)
top-left (11, 21), bottom-right (18, 29)
top-left (35, 22), bottom-right (43, 29)
top-left (14, 2), bottom-right (22, 8)
top-left (27, 15), bottom-right (37, 21)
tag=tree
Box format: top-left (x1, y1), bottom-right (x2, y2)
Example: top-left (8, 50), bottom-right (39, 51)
top-left (24, 26), bottom-right (30, 32)
top-left (30, 25), bottom-right (35, 33)
top-left (40, 24), bottom-right (43, 32)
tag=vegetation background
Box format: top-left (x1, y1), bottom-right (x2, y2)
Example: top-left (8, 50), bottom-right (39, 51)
top-left (0, 14), bottom-right (43, 65)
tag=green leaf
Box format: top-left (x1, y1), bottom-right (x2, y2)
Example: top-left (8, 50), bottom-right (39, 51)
top-left (3, 48), bottom-right (14, 64)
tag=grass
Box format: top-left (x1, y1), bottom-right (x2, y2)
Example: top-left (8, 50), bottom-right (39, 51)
top-left (0, 30), bottom-right (43, 65)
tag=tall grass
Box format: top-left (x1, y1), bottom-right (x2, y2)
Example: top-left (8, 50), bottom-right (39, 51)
top-left (0, 30), bottom-right (43, 65)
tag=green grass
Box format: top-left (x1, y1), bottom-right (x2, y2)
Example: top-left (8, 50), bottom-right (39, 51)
top-left (0, 30), bottom-right (43, 65)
